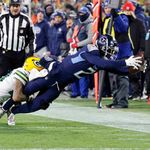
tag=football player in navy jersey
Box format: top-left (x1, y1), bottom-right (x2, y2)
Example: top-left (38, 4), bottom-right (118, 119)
top-left (0, 34), bottom-right (143, 118)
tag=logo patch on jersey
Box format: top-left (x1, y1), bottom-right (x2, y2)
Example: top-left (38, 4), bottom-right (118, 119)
top-left (34, 26), bottom-right (41, 34)
top-left (58, 28), bottom-right (62, 33)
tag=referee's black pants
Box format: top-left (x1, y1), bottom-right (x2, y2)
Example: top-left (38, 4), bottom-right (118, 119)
top-left (0, 50), bottom-right (26, 77)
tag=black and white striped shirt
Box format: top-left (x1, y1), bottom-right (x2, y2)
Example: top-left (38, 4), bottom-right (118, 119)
top-left (0, 12), bottom-right (35, 52)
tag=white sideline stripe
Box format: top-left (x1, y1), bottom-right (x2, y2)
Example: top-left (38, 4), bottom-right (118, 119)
top-left (32, 102), bottom-right (150, 133)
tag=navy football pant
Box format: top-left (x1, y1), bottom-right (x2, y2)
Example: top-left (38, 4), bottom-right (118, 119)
top-left (23, 77), bottom-right (53, 96)
top-left (11, 85), bottom-right (61, 114)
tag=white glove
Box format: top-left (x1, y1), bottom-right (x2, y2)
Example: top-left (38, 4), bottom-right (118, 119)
top-left (68, 48), bottom-right (77, 55)
top-left (125, 56), bottom-right (142, 70)
top-left (29, 68), bottom-right (48, 81)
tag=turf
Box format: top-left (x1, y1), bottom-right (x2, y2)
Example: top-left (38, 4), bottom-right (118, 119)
top-left (56, 98), bottom-right (150, 113)
top-left (0, 99), bottom-right (150, 149)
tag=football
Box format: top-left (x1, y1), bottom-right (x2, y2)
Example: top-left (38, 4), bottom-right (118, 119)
top-left (128, 52), bottom-right (144, 74)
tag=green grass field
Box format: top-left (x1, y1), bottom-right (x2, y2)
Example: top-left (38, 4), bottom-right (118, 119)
top-left (0, 98), bottom-right (150, 149)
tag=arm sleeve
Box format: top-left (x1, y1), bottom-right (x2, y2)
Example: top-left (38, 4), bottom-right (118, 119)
top-left (81, 51), bottom-right (128, 74)
top-left (66, 28), bottom-right (73, 41)
top-left (13, 68), bottom-right (29, 86)
top-left (12, 78), bottom-right (27, 101)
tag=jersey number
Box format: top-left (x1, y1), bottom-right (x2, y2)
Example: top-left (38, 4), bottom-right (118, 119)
top-left (74, 67), bottom-right (96, 79)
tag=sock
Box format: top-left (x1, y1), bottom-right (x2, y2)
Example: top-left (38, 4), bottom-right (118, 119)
top-left (3, 99), bottom-right (15, 111)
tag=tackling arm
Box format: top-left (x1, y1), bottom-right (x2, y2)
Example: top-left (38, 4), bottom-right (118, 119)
top-left (12, 79), bottom-right (27, 102)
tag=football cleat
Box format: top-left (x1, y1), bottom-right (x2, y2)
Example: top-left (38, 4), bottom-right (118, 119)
top-left (7, 112), bottom-right (15, 126)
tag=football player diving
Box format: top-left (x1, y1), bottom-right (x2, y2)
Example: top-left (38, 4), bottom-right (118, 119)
top-left (0, 56), bottom-right (44, 125)
top-left (0, 34), bottom-right (143, 122)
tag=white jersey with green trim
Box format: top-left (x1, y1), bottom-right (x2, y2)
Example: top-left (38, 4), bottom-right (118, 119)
top-left (0, 68), bottom-right (29, 103)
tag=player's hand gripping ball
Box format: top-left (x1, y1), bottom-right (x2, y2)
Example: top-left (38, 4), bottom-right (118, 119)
top-left (128, 51), bottom-right (144, 74)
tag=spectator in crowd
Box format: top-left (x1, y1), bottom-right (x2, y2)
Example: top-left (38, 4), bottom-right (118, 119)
top-left (31, 0), bottom-right (41, 24)
top-left (48, 11), bottom-right (68, 57)
top-left (2, 0), bottom-right (9, 12)
top-left (0, 0), bottom-right (35, 77)
top-left (74, 0), bottom-right (87, 12)
top-left (145, 29), bottom-right (150, 103)
top-left (129, 0), bottom-right (149, 31)
top-left (122, 1), bottom-right (146, 100)
top-left (44, 3), bottom-right (54, 22)
top-left (0, 0), bottom-right (4, 14)
top-left (31, 9), bottom-right (38, 25)
top-left (21, 5), bottom-right (29, 15)
top-left (66, 10), bottom-right (77, 29)
top-left (60, 11), bottom-right (77, 58)
top-left (129, 0), bottom-right (149, 99)
top-left (67, 6), bottom-right (93, 98)
top-left (34, 8), bottom-right (51, 58)
top-left (64, 3), bottom-right (75, 15)
top-left (103, 2), bottom-right (133, 108)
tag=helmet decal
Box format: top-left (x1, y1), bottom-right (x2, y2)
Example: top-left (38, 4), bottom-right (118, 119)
top-left (34, 60), bottom-right (42, 68)
top-left (99, 36), bottom-right (107, 44)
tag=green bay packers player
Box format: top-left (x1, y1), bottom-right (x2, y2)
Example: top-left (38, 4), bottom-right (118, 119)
top-left (0, 56), bottom-right (44, 126)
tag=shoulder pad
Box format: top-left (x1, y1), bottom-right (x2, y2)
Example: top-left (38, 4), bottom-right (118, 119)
top-left (14, 68), bottom-right (29, 85)
top-left (87, 44), bottom-right (98, 52)
top-left (15, 67), bottom-right (28, 74)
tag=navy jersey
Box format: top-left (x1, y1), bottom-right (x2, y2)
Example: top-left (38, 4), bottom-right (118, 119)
top-left (58, 44), bottom-right (128, 85)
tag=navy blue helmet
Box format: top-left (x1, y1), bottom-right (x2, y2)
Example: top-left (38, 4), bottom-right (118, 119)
top-left (96, 34), bottom-right (119, 59)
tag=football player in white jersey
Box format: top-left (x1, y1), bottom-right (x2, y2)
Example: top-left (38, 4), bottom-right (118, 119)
top-left (0, 56), bottom-right (44, 126)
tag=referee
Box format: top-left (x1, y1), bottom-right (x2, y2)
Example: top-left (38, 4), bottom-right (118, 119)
top-left (0, 0), bottom-right (35, 77)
